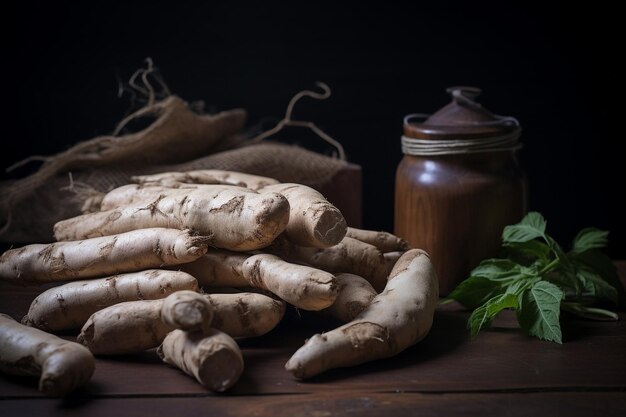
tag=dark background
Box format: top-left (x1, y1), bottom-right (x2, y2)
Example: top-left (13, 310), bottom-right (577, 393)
top-left (4, 1), bottom-right (625, 256)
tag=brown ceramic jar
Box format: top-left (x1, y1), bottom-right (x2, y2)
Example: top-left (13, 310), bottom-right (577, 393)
top-left (395, 87), bottom-right (527, 295)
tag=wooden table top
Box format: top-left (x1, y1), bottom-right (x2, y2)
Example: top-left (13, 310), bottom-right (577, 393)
top-left (1, 263), bottom-right (625, 417)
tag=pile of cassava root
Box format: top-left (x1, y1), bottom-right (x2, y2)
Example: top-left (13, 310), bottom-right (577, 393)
top-left (0, 169), bottom-right (438, 395)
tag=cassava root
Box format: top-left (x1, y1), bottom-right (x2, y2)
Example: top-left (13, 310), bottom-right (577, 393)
top-left (345, 227), bottom-right (409, 252)
top-left (0, 228), bottom-right (207, 285)
top-left (78, 292), bottom-right (285, 354)
top-left (260, 183), bottom-right (346, 248)
top-left (322, 273), bottom-right (377, 322)
top-left (180, 250), bottom-right (338, 310)
top-left (99, 183), bottom-right (243, 212)
top-left (160, 290), bottom-right (213, 332)
top-left (268, 236), bottom-right (389, 292)
top-left (54, 187), bottom-right (290, 251)
top-left (0, 313), bottom-right (95, 396)
top-left (158, 329), bottom-right (243, 392)
top-left (285, 249), bottom-right (438, 379)
top-left (23, 270), bottom-right (199, 331)
top-left (132, 169), bottom-right (279, 190)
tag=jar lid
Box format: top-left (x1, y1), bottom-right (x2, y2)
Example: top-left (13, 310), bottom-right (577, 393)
top-left (404, 86), bottom-right (520, 140)
top-left (401, 87), bottom-right (522, 156)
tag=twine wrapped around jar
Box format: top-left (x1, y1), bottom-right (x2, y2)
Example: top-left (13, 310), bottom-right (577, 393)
top-left (401, 114), bottom-right (522, 156)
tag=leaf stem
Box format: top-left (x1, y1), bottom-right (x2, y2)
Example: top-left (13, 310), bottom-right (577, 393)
top-left (561, 301), bottom-right (619, 321)
top-left (538, 258), bottom-right (560, 276)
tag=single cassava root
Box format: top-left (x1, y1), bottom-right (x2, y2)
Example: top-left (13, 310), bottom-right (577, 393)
top-left (23, 270), bottom-right (199, 331)
top-left (99, 184), bottom-right (196, 212)
top-left (132, 169), bottom-right (279, 191)
top-left (285, 249), bottom-right (438, 379)
top-left (0, 228), bottom-right (207, 285)
top-left (180, 250), bottom-right (338, 310)
top-left (178, 250), bottom-right (249, 288)
top-left (53, 187), bottom-right (290, 251)
top-left (78, 299), bottom-right (164, 355)
top-left (260, 183), bottom-right (346, 248)
top-left (158, 329), bottom-right (243, 392)
top-left (322, 273), bottom-right (377, 322)
top-left (205, 293), bottom-right (285, 337)
top-left (268, 236), bottom-right (389, 292)
top-left (242, 254), bottom-right (338, 310)
top-left (345, 227), bottom-right (409, 252)
top-left (78, 293), bottom-right (285, 354)
top-left (160, 290), bottom-right (213, 332)
top-left (0, 314), bottom-right (95, 396)
top-left (99, 183), bottom-right (247, 212)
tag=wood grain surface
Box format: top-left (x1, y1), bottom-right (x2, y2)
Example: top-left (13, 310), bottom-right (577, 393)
top-left (1, 392), bottom-right (625, 417)
top-left (1, 262), bottom-right (624, 416)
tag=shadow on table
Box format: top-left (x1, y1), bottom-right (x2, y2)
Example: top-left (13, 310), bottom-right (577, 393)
top-left (57, 382), bottom-right (106, 409)
top-left (0, 372), bottom-right (105, 407)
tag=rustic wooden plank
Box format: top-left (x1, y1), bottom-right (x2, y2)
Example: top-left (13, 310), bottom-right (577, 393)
top-left (1, 263), bottom-right (624, 398)
top-left (2, 391), bottom-right (626, 417)
top-left (1, 307), bottom-right (624, 398)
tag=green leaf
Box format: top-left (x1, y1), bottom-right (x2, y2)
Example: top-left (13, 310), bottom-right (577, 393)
top-left (520, 211), bottom-right (547, 231)
top-left (446, 276), bottom-right (504, 309)
top-left (446, 211), bottom-right (620, 344)
top-left (570, 228), bottom-right (609, 255)
top-left (504, 239), bottom-right (551, 262)
top-left (573, 250), bottom-right (626, 306)
top-left (504, 276), bottom-right (541, 296)
top-left (576, 267), bottom-right (618, 304)
top-left (502, 212), bottom-right (547, 245)
top-left (544, 269), bottom-right (581, 296)
top-left (468, 293), bottom-right (518, 337)
top-left (470, 259), bottom-right (536, 282)
top-left (561, 302), bottom-right (619, 321)
top-left (517, 281), bottom-right (564, 343)
top-left (471, 259), bottom-right (516, 278)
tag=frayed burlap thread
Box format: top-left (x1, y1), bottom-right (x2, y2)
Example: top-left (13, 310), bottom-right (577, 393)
top-left (1, 96), bottom-right (246, 241)
top-left (1, 80), bottom-right (349, 244)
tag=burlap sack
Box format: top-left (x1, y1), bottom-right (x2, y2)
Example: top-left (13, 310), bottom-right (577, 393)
top-left (0, 96), bottom-right (345, 243)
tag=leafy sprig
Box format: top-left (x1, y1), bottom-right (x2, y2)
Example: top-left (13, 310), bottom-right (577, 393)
top-left (444, 212), bottom-right (623, 343)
